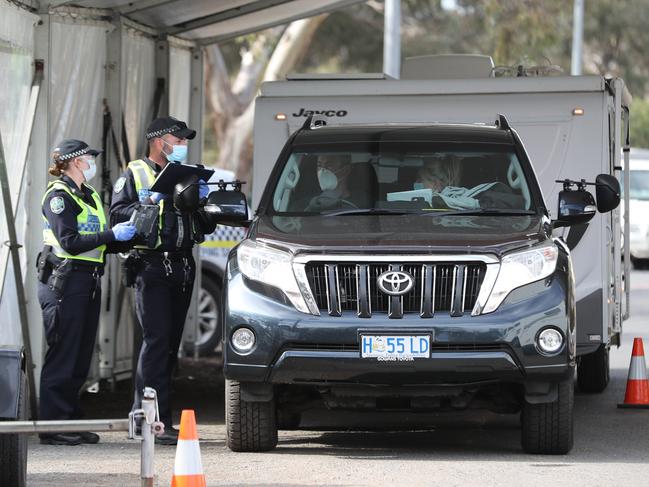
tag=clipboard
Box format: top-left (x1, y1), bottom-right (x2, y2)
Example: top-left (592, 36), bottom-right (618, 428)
top-left (149, 163), bottom-right (214, 194)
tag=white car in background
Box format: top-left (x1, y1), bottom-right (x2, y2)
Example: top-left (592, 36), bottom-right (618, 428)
top-left (183, 168), bottom-right (247, 355)
top-left (627, 148), bottom-right (649, 268)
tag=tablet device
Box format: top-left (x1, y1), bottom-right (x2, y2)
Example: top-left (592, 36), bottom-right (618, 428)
top-left (128, 204), bottom-right (160, 247)
top-left (149, 163), bottom-right (214, 194)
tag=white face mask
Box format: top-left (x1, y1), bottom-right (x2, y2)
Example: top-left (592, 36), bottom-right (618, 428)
top-left (317, 168), bottom-right (338, 191)
top-left (81, 158), bottom-right (96, 181)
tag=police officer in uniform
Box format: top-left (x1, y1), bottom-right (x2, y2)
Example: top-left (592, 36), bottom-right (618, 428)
top-left (109, 117), bottom-right (215, 445)
top-left (38, 139), bottom-right (136, 445)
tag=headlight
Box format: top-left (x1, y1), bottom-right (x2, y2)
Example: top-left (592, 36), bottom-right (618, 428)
top-left (237, 239), bottom-right (316, 314)
top-left (482, 242), bottom-right (558, 314)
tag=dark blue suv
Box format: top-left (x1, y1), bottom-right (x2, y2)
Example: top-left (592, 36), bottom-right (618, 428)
top-left (222, 117), bottom-right (619, 454)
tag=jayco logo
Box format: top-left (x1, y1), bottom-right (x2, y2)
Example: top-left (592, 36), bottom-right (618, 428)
top-left (292, 108), bottom-right (348, 117)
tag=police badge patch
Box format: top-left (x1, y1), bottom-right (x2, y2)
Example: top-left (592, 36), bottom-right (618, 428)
top-left (114, 177), bottom-right (126, 194)
top-left (50, 196), bottom-right (65, 214)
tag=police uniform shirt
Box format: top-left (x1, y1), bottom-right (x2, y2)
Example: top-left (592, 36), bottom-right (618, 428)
top-left (110, 158), bottom-right (217, 250)
top-left (43, 176), bottom-right (114, 256)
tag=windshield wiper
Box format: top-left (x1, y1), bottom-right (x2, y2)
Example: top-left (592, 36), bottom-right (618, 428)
top-left (321, 208), bottom-right (418, 217)
top-left (422, 209), bottom-right (537, 217)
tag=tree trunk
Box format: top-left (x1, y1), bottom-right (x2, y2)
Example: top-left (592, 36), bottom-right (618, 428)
top-left (204, 14), bottom-right (329, 193)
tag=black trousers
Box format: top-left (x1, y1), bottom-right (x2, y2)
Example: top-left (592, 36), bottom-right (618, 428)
top-left (39, 270), bottom-right (101, 420)
top-left (132, 254), bottom-right (195, 427)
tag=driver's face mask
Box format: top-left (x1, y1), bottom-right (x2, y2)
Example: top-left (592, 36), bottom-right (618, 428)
top-left (317, 167), bottom-right (338, 191)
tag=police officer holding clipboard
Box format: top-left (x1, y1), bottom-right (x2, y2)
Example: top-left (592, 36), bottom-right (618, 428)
top-left (109, 117), bottom-right (216, 445)
top-left (37, 139), bottom-right (135, 445)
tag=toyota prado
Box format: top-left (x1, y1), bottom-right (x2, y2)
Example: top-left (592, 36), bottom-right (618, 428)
top-left (220, 115), bottom-right (620, 455)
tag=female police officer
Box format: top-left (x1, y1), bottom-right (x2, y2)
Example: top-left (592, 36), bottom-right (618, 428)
top-left (37, 139), bottom-right (135, 445)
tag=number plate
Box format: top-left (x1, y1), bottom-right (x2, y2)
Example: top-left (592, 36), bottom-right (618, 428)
top-left (360, 335), bottom-right (430, 360)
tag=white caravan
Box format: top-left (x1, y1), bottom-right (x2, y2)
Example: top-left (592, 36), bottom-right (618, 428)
top-left (252, 56), bottom-right (631, 392)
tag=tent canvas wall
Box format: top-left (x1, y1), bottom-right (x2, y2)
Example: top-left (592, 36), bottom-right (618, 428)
top-left (0, 0), bottom-right (366, 400)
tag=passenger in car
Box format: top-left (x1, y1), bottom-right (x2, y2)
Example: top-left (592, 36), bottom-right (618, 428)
top-left (414, 155), bottom-right (523, 210)
top-left (416, 155), bottom-right (462, 192)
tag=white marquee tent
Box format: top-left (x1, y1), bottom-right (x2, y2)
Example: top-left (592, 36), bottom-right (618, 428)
top-left (0, 0), bottom-right (365, 409)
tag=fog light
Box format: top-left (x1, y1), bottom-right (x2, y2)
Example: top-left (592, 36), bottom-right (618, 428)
top-left (231, 327), bottom-right (255, 353)
top-left (537, 328), bottom-right (563, 354)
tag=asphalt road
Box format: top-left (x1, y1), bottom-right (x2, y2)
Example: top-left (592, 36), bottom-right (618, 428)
top-left (26, 271), bottom-right (649, 486)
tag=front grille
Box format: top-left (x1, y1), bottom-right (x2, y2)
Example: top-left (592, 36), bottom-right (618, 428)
top-left (305, 261), bottom-right (487, 318)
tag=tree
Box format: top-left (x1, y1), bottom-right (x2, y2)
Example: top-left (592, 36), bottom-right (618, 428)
top-left (631, 98), bottom-right (649, 149)
top-left (204, 0), bottom-right (649, 181)
top-left (204, 15), bottom-right (329, 193)
top-left (583, 0), bottom-right (649, 98)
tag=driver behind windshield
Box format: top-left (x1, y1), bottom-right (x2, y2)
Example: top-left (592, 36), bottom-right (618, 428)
top-left (307, 154), bottom-right (357, 210)
top-left (317, 154), bottom-right (352, 196)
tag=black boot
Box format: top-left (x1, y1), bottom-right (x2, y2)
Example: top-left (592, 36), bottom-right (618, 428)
top-left (155, 426), bottom-right (179, 446)
top-left (78, 431), bottom-right (100, 444)
top-left (39, 433), bottom-right (83, 446)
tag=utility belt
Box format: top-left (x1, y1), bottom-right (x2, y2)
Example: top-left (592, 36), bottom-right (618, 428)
top-left (36, 246), bottom-right (103, 298)
top-left (122, 248), bottom-right (194, 291)
top-left (135, 249), bottom-right (194, 260)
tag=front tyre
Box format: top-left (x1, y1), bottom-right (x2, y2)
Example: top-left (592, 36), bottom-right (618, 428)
top-left (521, 379), bottom-right (574, 454)
top-left (226, 380), bottom-right (278, 452)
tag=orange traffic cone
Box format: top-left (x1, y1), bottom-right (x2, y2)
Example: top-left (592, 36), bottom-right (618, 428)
top-left (170, 410), bottom-right (206, 487)
top-left (618, 337), bottom-right (649, 409)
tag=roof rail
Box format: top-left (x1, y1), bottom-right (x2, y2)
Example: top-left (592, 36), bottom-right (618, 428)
top-left (495, 114), bottom-right (511, 130)
top-left (301, 115), bottom-right (328, 130)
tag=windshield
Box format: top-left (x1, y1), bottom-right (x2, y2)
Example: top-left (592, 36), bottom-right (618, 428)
top-left (630, 169), bottom-right (649, 201)
top-left (269, 141), bottom-right (534, 216)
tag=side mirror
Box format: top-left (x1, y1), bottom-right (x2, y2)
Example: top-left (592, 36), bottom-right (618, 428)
top-left (204, 190), bottom-right (249, 225)
top-left (173, 177), bottom-right (200, 213)
top-left (554, 188), bottom-right (597, 228)
top-left (595, 173), bottom-right (621, 213)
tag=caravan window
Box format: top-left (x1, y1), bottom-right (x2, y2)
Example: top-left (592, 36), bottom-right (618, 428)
top-left (270, 141), bottom-right (534, 215)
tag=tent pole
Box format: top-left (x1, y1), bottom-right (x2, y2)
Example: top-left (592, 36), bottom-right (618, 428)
top-left (0, 131), bottom-right (38, 419)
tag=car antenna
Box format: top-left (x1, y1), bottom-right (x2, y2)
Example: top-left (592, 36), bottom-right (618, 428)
top-left (301, 115), bottom-right (327, 130)
top-left (495, 114), bottom-right (511, 130)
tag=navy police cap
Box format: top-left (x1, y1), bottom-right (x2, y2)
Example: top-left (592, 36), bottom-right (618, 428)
top-left (53, 139), bottom-right (102, 161)
top-left (145, 116), bottom-right (196, 140)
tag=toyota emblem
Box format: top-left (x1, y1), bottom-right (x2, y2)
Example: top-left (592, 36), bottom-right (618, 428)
top-left (377, 270), bottom-right (414, 296)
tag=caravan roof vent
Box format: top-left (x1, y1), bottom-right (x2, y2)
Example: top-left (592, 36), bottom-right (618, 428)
top-left (401, 54), bottom-right (495, 80)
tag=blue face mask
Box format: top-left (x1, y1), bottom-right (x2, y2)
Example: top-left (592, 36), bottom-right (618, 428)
top-left (163, 140), bottom-right (188, 163)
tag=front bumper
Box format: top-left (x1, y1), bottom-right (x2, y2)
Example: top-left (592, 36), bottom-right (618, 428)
top-left (224, 262), bottom-right (575, 388)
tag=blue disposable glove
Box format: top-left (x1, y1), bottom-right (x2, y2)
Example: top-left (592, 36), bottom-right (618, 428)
top-left (198, 179), bottom-right (209, 200)
top-left (150, 192), bottom-right (165, 204)
top-left (112, 222), bottom-right (136, 241)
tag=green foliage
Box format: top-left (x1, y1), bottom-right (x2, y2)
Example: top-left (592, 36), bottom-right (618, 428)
top-left (296, 5), bottom-right (383, 73)
top-left (631, 98), bottom-right (649, 149)
top-left (397, 0), bottom-right (572, 72)
top-left (584, 0), bottom-right (649, 98)
top-left (206, 0), bottom-right (649, 160)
